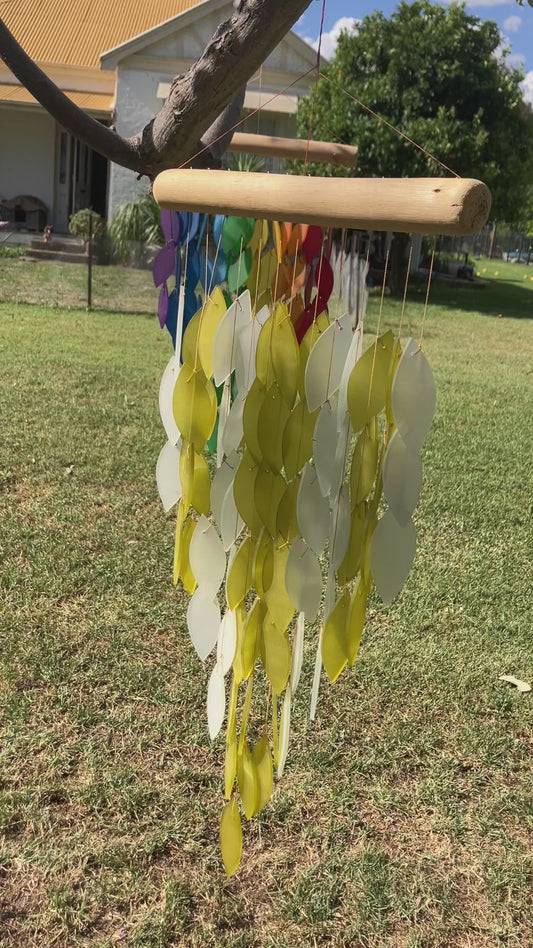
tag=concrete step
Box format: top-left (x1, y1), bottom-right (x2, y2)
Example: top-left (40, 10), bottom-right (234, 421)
top-left (25, 248), bottom-right (89, 264)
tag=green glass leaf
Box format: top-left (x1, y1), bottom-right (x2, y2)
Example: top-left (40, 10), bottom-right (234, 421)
top-left (254, 463), bottom-right (287, 538)
top-left (173, 365), bottom-right (217, 451)
top-left (347, 577), bottom-right (367, 665)
top-left (220, 798), bottom-right (242, 878)
top-left (222, 216), bottom-right (255, 257)
top-left (277, 474), bottom-right (301, 543)
top-left (251, 735), bottom-right (273, 812)
top-left (224, 737), bottom-right (238, 799)
top-left (180, 442), bottom-right (210, 516)
top-left (297, 311), bottom-right (330, 400)
top-left (277, 687), bottom-right (292, 778)
top-left (226, 536), bottom-right (255, 610)
top-left (322, 590), bottom-right (350, 683)
top-left (233, 450), bottom-right (263, 538)
top-left (261, 618), bottom-right (291, 694)
top-left (242, 377), bottom-right (266, 464)
top-left (271, 305), bottom-right (300, 407)
top-left (236, 744), bottom-right (259, 820)
top-left (282, 399), bottom-right (317, 481)
top-left (179, 515), bottom-right (197, 595)
top-left (350, 417), bottom-right (379, 506)
top-left (253, 529), bottom-right (274, 596)
top-left (228, 248), bottom-right (253, 294)
top-left (181, 309), bottom-right (202, 369)
top-left (347, 330), bottom-right (395, 433)
top-left (257, 382), bottom-right (291, 473)
top-left (197, 285), bottom-right (227, 379)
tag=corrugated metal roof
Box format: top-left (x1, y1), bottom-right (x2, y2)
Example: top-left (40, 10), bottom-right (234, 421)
top-left (0, 83), bottom-right (113, 113)
top-left (1, 0), bottom-right (206, 68)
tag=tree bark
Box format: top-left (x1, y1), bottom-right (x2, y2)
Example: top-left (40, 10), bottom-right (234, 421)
top-left (0, 0), bottom-right (314, 178)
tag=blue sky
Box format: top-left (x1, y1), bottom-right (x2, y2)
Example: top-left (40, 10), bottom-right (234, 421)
top-left (295, 0), bottom-right (533, 105)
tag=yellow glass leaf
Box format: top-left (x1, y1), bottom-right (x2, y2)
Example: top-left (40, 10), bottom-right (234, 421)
top-left (251, 735), bottom-right (273, 812)
top-left (271, 307), bottom-right (300, 406)
top-left (264, 540), bottom-right (294, 634)
top-left (181, 309), bottom-right (201, 368)
top-left (233, 450), bottom-right (263, 538)
top-left (173, 365), bottom-right (217, 451)
top-left (257, 383), bottom-right (291, 473)
top-left (386, 338), bottom-right (402, 427)
top-left (347, 330), bottom-right (395, 433)
top-left (261, 618), bottom-right (291, 694)
top-left (322, 590), bottom-right (350, 683)
top-left (238, 677), bottom-right (254, 751)
top-left (197, 285), bottom-right (227, 379)
top-left (224, 737), bottom-right (238, 799)
top-left (172, 499), bottom-right (186, 585)
top-left (180, 515), bottom-right (197, 594)
top-left (254, 464), bottom-right (287, 538)
top-left (179, 440), bottom-right (194, 513)
top-left (272, 220), bottom-right (283, 263)
top-left (347, 577), bottom-right (367, 665)
top-left (248, 248), bottom-right (277, 306)
top-left (242, 377), bottom-right (266, 464)
top-left (282, 399), bottom-right (317, 481)
top-left (297, 311), bottom-right (330, 400)
top-left (242, 598), bottom-right (263, 679)
top-left (226, 674), bottom-right (239, 738)
top-left (232, 604), bottom-right (247, 684)
top-left (249, 218), bottom-right (269, 255)
top-left (236, 744), bottom-right (259, 820)
top-left (226, 536), bottom-right (255, 610)
top-left (253, 529), bottom-right (274, 596)
top-left (350, 417), bottom-right (379, 506)
top-left (220, 798), bottom-right (242, 878)
top-left (255, 312), bottom-right (276, 390)
top-left (276, 474), bottom-right (301, 542)
top-left (337, 502), bottom-right (367, 587)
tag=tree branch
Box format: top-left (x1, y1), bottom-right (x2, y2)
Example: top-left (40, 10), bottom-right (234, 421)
top-left (0, 0), bottom-right (313, 178)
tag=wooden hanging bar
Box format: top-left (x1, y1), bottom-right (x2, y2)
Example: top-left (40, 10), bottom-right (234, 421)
top-left (227, 133), bottom-right (358, 168)
top-left (153, 170), bottom-right (491, 236)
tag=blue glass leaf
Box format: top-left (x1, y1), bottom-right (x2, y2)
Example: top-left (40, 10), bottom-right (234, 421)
top-left (184, 285), bottom-right (198, 325)
top-left (186, 246), bottom-right (201, 293)
top-left (178, 212), bottom-right (190, 243)
top-left (213, 214), bottom-right (226, 247)
top-left (165, 288), bottom-right (178, 347)
top-left (158, 282), bottom-right (169, 328)
top-left (175, 248), bottom-right (182, 288)
top-left (212, 249), bottom-right (227, 290)
top-left (188, 213), bottom-right (200, 243)
top-left (196, 213), bottom-right (208, 249)
top-left (199, 250), bottom-right (214, 293)
top-left (153, 243), bottom-right (176, 287)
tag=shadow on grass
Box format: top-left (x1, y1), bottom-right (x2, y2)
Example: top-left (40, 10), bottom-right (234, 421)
top-left (423, 276), bottom-right (533, 320)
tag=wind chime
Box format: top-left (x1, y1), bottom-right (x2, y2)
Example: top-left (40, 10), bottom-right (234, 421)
top-left (151, 162), bottom-right (491, 876)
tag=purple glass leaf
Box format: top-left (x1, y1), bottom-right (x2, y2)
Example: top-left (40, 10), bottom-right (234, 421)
top-left (158, 282), bottom-right (169, 328)
top-left (160, 209), bottom-right (173, 243)
top-left (153, 243), bottom-right (176, 287)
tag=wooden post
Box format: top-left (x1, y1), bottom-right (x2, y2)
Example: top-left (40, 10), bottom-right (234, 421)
top-left (153, 171), bottom-right (491, 237)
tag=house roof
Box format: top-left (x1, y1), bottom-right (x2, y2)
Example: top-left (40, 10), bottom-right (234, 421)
top-left (1, 0), bottom-right (207, 68)
top-left (0, 83), bottom-right (113, 113)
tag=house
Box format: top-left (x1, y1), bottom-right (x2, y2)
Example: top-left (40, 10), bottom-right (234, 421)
top-left (0, 0), bottom-right (317, 232)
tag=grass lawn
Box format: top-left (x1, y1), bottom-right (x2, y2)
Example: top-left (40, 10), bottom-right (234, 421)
top-left (0, 265), bottom-right (532, 947)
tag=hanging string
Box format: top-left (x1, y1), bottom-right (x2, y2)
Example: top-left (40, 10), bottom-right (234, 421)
top-left (304, 0), bottom-right (327, 170)
top-left (398, 241), bottom-right (413, 340)
top-left (318, 72), bottom-right (461, 179)
top-left (419, 238), bottom-right (437, 347)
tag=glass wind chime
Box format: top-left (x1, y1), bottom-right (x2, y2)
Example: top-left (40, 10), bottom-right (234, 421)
top-left (151, 168), bottom-right (489, 877)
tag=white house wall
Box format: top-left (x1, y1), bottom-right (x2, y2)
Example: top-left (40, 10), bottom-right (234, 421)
top-left (0, 107), bottom-right (56, 221)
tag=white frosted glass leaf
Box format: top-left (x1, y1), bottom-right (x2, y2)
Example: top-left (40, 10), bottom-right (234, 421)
top-left (382, 430), bottom-right (423, 526)
top-left (391, 337), bottom-right (436, 453)
top-left (333, 414), bottom-right (352, 500)
top-left (309, 627), bottom-right (323, 721)
top-left (222, 391), bottom-right (245, 456)
top-left (217, 379), bottom-right (232, 465)
top-left (337, 325), bottom-right (363, 430)
top-left (297, 463), bottom-right (330, 555)
top-left (277, 687), bottom-right (292, 778)
top-left (329, 485), bottom-right (351, 570)
top-left (189, 515), bottom-right (226, 597)
top-left (220, 481), bottom-right (245, 551)
top-left (156, 439), bottom-right (182, 511)
top-left (369, 510), bottom-right (416, 605)
top-left (314, 400), bottom-right (344, 499)
top-left (207, 662), bottom-right (226, 739)
top-left (305, 311), bottom-right (353, 412)
top-left (213, 290), bottom-right (252, 385)
top-left (291, 612), bottom-right (305, 694)
top-left (235, 304), bottom-right (270, 393)
top-left (159, 357), bottom-right (181, 444)
top-left (218, 609), bottom-right (238, 675)
top-left (187, 589), bottom-right (220, 660)
top-left (211, 451), bottom-right (240, 530)
top-left (285, 538), bottom-right (322, 621)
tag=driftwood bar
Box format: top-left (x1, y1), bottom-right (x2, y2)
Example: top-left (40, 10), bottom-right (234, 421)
top-left (227, 133), bottom-right (358, 168)
top-left (153, 170), bottom-right (491, 236)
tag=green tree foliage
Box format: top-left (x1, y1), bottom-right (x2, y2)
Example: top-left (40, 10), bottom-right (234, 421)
top-left (294, 1), bottom-right (533, 224)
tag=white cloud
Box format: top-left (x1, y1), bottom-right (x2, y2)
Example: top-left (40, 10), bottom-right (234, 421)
top-left (521, 71), bottom-right (533, 105)
top-left (442, 0), bottom-right (512, 6)
top-left (503, 15), bottom-right (522, 32)
top-left (508, 51), bottom-right (526, 68)
top-left (495, 34), bottom-right (526, 68)
top-left (302, 16), bottom-right (359, 60)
